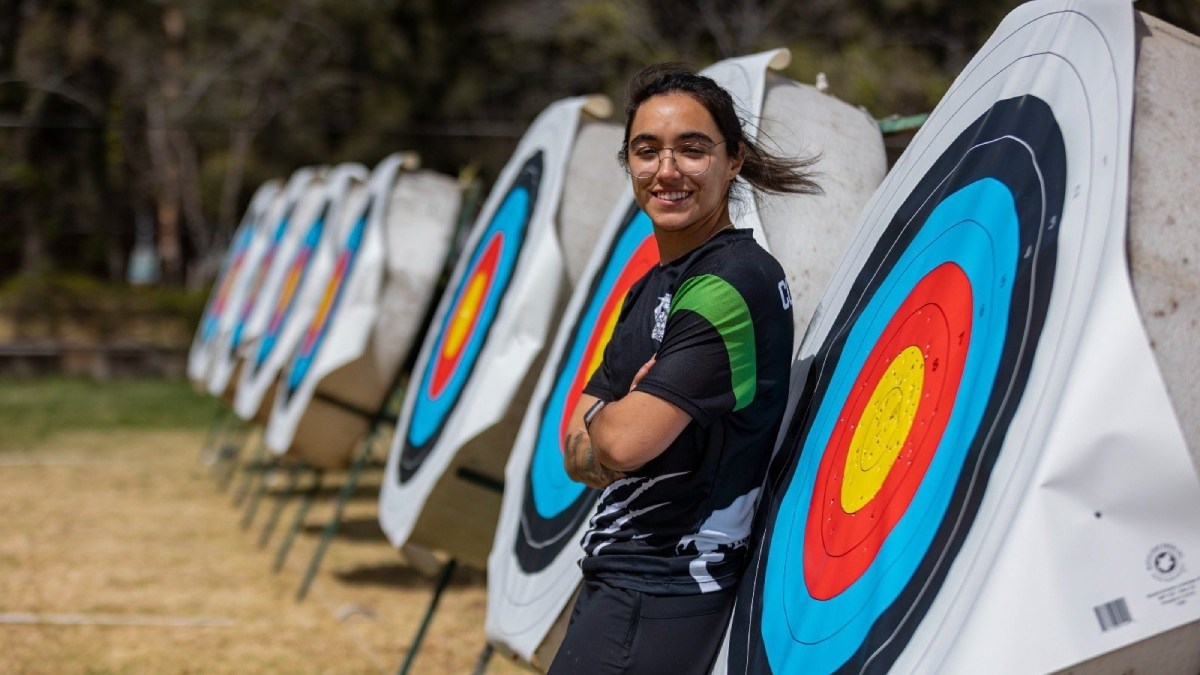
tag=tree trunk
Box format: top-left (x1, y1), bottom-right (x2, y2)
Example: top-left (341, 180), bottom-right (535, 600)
top-left (150, 3), bottom-right (187, 285)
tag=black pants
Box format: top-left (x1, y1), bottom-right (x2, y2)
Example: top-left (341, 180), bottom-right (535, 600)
top-left (548, 579), bottom-right (736, 674)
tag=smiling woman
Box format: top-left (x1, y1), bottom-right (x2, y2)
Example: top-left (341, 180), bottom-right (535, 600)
top-left (550, 63), bottom-right (822, 675)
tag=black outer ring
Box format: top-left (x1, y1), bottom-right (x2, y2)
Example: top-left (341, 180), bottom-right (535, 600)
top-left (730, 95), bottom-right (1067, 674)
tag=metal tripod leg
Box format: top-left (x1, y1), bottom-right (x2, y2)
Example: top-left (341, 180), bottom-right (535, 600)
top-left (295, 432), bottom-right (375, 601)
top-left (397, 558), bottom-right (459, 675)
top-left (257, 462), bottom-right (300, 548)
top-left (273, 468), bottom-right (323, 574)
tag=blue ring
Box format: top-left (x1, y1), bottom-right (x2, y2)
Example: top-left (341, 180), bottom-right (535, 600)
top-left (761, 180), bottom-right (1019, 673)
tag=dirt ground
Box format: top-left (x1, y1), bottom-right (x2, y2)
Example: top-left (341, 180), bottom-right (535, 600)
top-left (0, 427), bottom-right (531, 674)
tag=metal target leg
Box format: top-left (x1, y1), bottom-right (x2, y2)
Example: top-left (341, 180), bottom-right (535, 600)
top-left (240, 457), bottom-right (276, 530)
top-left (470, 642), bottom-right (494, 675)
top-left (215, 422), bottom-right (250, 493)
top-left (232, 436), bottom-right (267, 508)
top-left (295, 432), bottom-right (376, 601)
top-left (397, 558), bottom-right (458, 675)
top-left (273, 468), bottom-right (322, 574)
top-left (257, 462), bottom-right (300, 549)
top-left (199, 404), bottom-right (232, 467)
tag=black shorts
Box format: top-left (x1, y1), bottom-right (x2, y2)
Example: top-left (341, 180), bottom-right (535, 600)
top-left (548, 579), bottom-right (736, 675)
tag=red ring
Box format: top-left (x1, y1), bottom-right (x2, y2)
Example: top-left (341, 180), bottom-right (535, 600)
top-left (804, 263), bottom-right (972, 600)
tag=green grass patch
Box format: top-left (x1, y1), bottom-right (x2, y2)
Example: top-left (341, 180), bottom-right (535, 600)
top-left (0, 377), bottom-right (218, 452)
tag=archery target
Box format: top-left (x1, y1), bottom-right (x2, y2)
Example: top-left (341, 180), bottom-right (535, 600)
top-left (206, 166), bottom-right (323, 399)
top-left (399, 152), bottom-right (542, 476)
top-left (727, 2), bottom-right (1200, 674)
top-left (279, 192), bottom-right (372, 409)
top-left (379, 97), bottom-right (609, 565)
top-left (187, 178), bottom-right (280, 388)
top-left (263, 156), bottom-right (461, 470)
top-left (232, 163), bottom-right (367, 422)
top-left (484, 51), bottom-right (886, 668)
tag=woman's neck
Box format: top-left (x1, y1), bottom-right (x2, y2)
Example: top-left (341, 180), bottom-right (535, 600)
top-left (654, 210), bottom-right (733, 264)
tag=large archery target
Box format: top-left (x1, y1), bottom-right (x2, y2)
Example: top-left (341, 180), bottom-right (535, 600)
top-left (232, 163), bottom-right (367, 422)
top-left (263, 157), bottom-right (461, 470)
top-left (187, 179), bottom-right (280, 388)
top-left (729, 3), bottom-right (1200, 674)
top-left (205, 167), bottom-right (323, 399)
top-left (757, 117), bottom-right (1060, 662)
top-left (379, 97), bottom-right (608, 566)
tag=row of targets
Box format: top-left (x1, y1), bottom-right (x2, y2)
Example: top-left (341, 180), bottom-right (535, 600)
top-left (186, 153), bottom-right (462, 472)
top-left (187, 1), bottom-right (1200, 672)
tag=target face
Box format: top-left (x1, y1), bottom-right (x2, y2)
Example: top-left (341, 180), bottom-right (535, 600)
top-left (516, 205), bottom-right (656, 572)
top-left (251, 203), bottom-right (327, 376)
top-left (198, 222), bottom-right (256, 346)
top-left (229, 205), bottom-right (294, 359)
top-left (399, 152), bottom-right (543, 480)
top-left (282, 203), bottom-right (370, 405)
top-left (733, 95), bottom-right (1067, 674)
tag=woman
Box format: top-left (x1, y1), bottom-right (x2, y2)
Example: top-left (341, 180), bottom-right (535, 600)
top-left (553, 63), bottom-right (822, 674)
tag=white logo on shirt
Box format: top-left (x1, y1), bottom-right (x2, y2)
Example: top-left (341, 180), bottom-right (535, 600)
top-left (778, 280), bottom-right (792, 310)
top-left (652, 293), bottom-right (671, 342)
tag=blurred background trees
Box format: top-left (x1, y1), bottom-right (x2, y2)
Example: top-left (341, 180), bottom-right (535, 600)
top-left (2, 0), bottom-right (1197, 291)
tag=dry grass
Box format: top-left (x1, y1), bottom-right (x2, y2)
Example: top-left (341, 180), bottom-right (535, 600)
top-left (0, 427), bottom-right (532, 674)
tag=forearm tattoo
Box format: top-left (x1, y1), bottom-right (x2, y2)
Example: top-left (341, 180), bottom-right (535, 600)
top-left (565, 429), bottom-right (623, 489)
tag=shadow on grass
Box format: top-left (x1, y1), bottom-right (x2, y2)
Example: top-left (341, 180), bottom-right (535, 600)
top-left (333, 561), bottom-right (486, 589)
top-left (301, 516), bottom-right (388, 542)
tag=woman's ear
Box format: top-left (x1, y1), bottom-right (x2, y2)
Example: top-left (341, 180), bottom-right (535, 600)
top-left (728, 141), bottom-right (746, 180)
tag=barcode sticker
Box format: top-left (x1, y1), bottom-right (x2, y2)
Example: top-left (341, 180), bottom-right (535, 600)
top-left (1094, 597), bottom-right (1133, 632)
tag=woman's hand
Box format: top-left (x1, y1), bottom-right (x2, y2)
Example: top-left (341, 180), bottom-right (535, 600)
top-left (629, 356), bottom-right (656, 393)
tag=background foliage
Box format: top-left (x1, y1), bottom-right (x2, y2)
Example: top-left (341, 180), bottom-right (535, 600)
top-left (2, 0), bottom-right (1197, 291)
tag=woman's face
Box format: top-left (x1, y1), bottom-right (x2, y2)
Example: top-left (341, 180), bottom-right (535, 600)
top-left (626, 92), bottom-right (743, 237)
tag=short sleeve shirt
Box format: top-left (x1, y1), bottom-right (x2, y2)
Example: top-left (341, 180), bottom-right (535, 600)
top-left (580, 228), bottom-right (794, 595)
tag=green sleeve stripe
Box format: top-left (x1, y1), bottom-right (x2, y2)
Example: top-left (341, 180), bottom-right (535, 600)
top-left (669, 274), bottom-right (757, 411)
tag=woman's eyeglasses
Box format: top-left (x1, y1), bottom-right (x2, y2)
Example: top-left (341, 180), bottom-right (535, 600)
top-left (623, 140), bottom-right (725, 179)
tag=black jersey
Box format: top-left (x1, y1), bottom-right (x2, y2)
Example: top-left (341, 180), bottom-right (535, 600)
top-left (581, 228), bottom-right (794, 595)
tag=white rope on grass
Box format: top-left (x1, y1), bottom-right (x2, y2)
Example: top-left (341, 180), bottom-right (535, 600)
top-left (0, 612), bottom-right (236, 627)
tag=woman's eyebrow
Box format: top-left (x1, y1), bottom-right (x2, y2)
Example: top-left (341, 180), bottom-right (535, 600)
top-left (628, 130), bottom-right (717, 146)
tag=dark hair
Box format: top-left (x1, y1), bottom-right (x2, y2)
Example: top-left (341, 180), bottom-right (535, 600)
top-left (618, 62), bottom-right (823, 197)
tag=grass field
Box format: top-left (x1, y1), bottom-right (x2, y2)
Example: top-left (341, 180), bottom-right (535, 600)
top-left (0, 377), bottom-right (218, 452)
top-left (0, 377), bottom-right (529, 674)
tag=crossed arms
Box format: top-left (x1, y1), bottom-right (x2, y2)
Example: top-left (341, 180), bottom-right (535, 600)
top-left (562, 358), bottom-right (692, 489)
